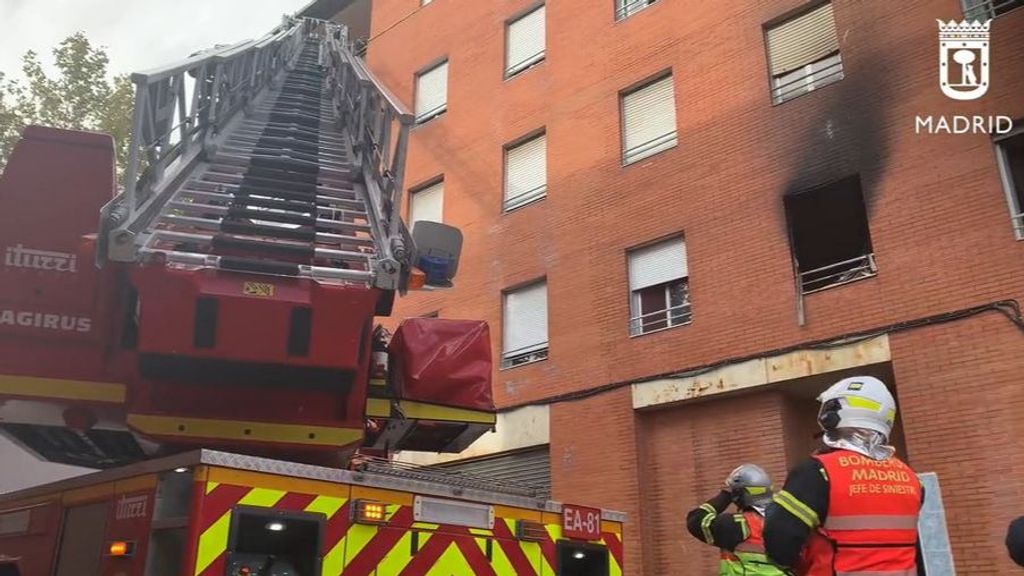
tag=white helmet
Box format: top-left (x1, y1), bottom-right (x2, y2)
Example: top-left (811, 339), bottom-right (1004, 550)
top-left (817, 376), bottom-right (897, 439)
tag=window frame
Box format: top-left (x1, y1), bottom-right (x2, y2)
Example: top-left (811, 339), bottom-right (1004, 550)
top-left (619, 71), bottom-right (678, 166)
top-left (505, 3), bottom-right (547, 79)
top-left (994, 122), bottom-right (1024, 240)
top-left (626, 236), bottom-right (691, 337)
top-left (414, 59), bottom-right (449, 125)
top-left (615, 0), bottom-right (659, 21)
top-left (407, 177), bottom-right (445, 228)
top-left (763, 1), bottom-right (844, 105)
top-left (502, 129), bottom-right (548, 212)
top-left (500, 279), bottom-right (549, 369)
top-left (962, 0), bottom-right (1024, 20)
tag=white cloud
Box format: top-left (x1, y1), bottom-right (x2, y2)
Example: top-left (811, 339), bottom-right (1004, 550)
top-left (0, 0), bottom-right (313, 79)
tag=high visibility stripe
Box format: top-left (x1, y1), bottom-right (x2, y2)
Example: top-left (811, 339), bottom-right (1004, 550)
top-left (700, 503), bottom-right (717, 514)
top-left (836, 571), bottom-right (917, 576)
top-left (845, 396), bottom-right (882, 410)
top-left (481, 535), bottom-right (517, 575)
top-left (825, 514), bottom-right (918, 530)
top-left (734, 513), bottom-right (750, 540)
top-left (735, 540), bottom-right (766, 553)
top-left (701, 510), bottom-right (716, 543)
top-left (343, 507), bottom-right (415, 574)
top-left (205, 481), bottom-right (220, 495)
top-left (304, 495), bottom-right (347, 519)
top-left (494, 518), bottom-right (539, 575)
top-left (194, 488), bottom-right (286, 575)
top-left (378, 531), bottom-right (418, 574)
top-left (773, 490), bottom-right (820, 528)
top-left (0, 374), bottom-right (126, 403)
top-left (604, 532), bottom-right (624, 576)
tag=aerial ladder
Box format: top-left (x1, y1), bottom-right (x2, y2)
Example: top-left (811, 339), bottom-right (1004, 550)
top-left (0, 17), bottom-right (489, 469)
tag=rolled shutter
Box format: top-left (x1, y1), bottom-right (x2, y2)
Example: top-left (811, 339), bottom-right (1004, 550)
top-left (766, 3), bottom-right (839, 76)
top-left (415, 61), bottom-right (448, 121)
top-left (506, 6), bottom-right (546, 74)
top-left (504, 134), bottom-right (547, 209)
top-left (437, 447), bottom-right (552, 498)
top-left (629, 237), bottom-right (687, 291)
top-left (622, 75), bottom-right (677, 163)
top-left (409, 181), bottom-right (443, 227)
top-left (503, 282), bottom-right (548, 356)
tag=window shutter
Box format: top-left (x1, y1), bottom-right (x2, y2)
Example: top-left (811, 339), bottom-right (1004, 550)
top-left (504, 134), bottom-right (547, 209)
top-left (410, 181), bottom-right (444, 227)
top-left (629, 238), bottom-right (687, 291)
top-left (503, 282), bottom-right (548, 355)
top-left (507, 6), bottom-right (546, 74)
top-left (766, 3), bottom-right (839, 76)
top-left (415, 62), bottom-right (448, 121)
top-left (622, 75), bottom-right (677, 163)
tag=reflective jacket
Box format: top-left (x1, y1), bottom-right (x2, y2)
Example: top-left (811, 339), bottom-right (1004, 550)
top-left (720, 511), bottom-right (788, 576)
top-left (796, 449), bottom-right (920, 576)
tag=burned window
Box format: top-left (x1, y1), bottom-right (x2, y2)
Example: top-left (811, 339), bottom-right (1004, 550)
top-left (996, 129), bottom-right (1024, 238)
top-left (785, 176), bottom-right (876, 294)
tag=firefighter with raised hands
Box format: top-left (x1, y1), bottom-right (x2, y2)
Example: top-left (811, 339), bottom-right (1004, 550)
top-left (764, 376), bottom-right (923, 576)
top-left (687, 463), bottom-right (789, 575)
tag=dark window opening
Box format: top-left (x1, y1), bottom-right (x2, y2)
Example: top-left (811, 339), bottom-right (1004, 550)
top-left (227, 507), bottom-right (323, 576)
top-left (999, 131), bottom-right (1024, 237)
top-left (556, 540), bottom-right (610, 576)
top-left (785, 175), bottom-right (875, 294)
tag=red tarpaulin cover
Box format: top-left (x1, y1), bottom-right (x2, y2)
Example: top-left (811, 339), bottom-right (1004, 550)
top-left (388, 318), bottom-right (494, 411)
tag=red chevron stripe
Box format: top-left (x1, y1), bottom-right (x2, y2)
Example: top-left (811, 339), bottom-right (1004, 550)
top-left (539, 533), bottom-right (558, 571)
top-left (491, 519), bottom-right (539, 575)
top-left (451, 530), bottom-right (497, 576)
top-left (603, 532), bottom-right (623, 568)
top-left (197, 483), bottom-right (249, 533)
top-left (343, 507), bottom-right (415, 576)
top-left (322, 501), bottom-right (353, 555)
top-left (397, 525), bottom-right (454, 575)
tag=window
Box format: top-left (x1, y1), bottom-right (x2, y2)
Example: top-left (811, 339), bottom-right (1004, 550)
top-left (409, 180), bottom-right (444, 228)
top-left (616, 0), bottom-right (658, 20)
top-left (415, 61), bottom-right (448, 123)
top-left (504, 133), bottom-right (547, 211)
top-left (502, 281), bottom-right (548, 368)
top-left (506, 5), bottom-right (546, 77)
top-left (785, 175), bottom-right (876, 294)
top-left (996, 127), bottom-right (1024, 239)
top-left (621, 74), bottom-right (677, 165)
top-left (628, 237), bottom-right (691, 335)
top-left (963, 0), bottom-right (1024, 19)
top-left (766, 2), bottom-right (844, 104)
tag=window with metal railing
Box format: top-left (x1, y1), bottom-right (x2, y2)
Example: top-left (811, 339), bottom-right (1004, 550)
top-left (504, 132), bottom-right (547, 211)
top-left (765, 2), bottom-right (844, 105)
top-left (414, 60), bottom-right (448, 124)
top-left (506, 5), bottom-right (546, 78)
top-left (962, 0), bottom-right (1024, 19)
top-left (502, 281), bottom-right (548, 368)
top-left (786, 175), bottom-right (876, 295)
top-left (628, 237), bottom-right (692, 336)
top-left (995, 127), bottom-right (1024, 239)
top-left (615, 0), bottom-right (659, 21)
top-left (621, 74), bottom-right (677, 165)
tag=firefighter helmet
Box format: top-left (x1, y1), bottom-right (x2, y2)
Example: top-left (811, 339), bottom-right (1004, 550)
top-left (817, 376), bottom-right (897, 440)
top-left (725, 464), bottom-right (773, 509)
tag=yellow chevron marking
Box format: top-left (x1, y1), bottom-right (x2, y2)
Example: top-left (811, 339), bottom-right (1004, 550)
top-left (342, 524), bottom-right (377, 566)
top-left (194, 487), bottom-right (286, 575)
top-left (479, 536), bottom-right (515, 575)
top-left (305, 495), bottom-right (347, 519)
top-left (469, 528), bottom-right (493, 537)
top-left (205, 481), bottom-right (220, 495)
top-left (426, 542), bottom-right (471, 576)
top-left (377, 530), bottom-right (423, 574)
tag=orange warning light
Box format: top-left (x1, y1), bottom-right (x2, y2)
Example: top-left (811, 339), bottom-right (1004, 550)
top-left (353, 500), bottom-right (388, 525)
top-left (409, 267), bottom-right (427, 290)
top-left (108, 540), bottom-right (135, 557)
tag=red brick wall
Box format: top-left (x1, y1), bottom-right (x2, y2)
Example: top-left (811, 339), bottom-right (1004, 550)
top-left (891, 311), bottom-right (1024, 575)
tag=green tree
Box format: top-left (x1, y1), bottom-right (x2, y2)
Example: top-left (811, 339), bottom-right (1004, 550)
top-left (0, 32), bottom-right (134, 178)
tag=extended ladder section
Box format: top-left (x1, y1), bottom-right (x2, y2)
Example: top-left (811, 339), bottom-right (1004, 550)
top-left (100, 18), bottom-right (414, 290)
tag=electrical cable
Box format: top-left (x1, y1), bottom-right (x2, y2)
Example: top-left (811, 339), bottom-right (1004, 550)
top-left (501, 299), bottom-right (1024, 410)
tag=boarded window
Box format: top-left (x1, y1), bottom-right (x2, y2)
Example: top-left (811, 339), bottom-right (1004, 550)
top-left (766, 3), bottom-right (844, 104)
top-left (409, 181), bottom-right (444, 228)
top-left (502, 281), bottom-right (548, 368)
top-left (628, 238), bottom-right (691, 335)
top-left (415, 61), bottom-right (448, 123)
top-left (504, 133), bottom-right (547, 211)
top-left (506, 5), bottom-right (546, 76)
top-left (621, 75), bottom-right (677, 164)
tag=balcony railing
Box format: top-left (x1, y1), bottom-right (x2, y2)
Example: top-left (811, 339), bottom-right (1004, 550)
top-left (629, 302), bottom-right (693, 336)
top-left (799, 253), bottom-right (877, 295)
top-left (964, 0), bottom-right (1024, 20)
top-left (500, 343), bottom-right (549, 369)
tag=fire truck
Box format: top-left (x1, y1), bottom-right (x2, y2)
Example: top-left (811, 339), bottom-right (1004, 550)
top-left (0, 14), bottom-right (624, 576)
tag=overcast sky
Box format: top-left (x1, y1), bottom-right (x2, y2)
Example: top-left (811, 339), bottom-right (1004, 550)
top-left (0, 0), bottom-right (314, 80)
top-left (0, 0), bottom-right (316, 493)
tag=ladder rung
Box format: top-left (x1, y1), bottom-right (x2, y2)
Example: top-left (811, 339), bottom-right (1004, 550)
top-left (178, 186), bottom-right (368, 214)
top-left (152, 230), bottom-right (370, 262)
top-left (139, 249), bottom-right (373, 284)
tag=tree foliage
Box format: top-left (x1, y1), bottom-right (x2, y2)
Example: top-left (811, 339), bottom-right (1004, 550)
top-left (0, 32), bottom-right (134, 178)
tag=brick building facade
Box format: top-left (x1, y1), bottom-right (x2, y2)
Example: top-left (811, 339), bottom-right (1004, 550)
top-left (336, 0), bottom-right (1024, 573)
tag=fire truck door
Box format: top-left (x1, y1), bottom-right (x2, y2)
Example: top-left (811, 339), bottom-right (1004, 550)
top-left (555, 540), bottom-right (609, 576)
top-left (225, 506), bottom-right (323, 576)
top-left (53, 501), bottom-right (109, 576)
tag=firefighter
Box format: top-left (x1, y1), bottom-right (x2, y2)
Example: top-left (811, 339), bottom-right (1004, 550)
top-left (764, 376), bottom-right (922, 576)
top-left (686, 463), bottom-right (789, 575)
